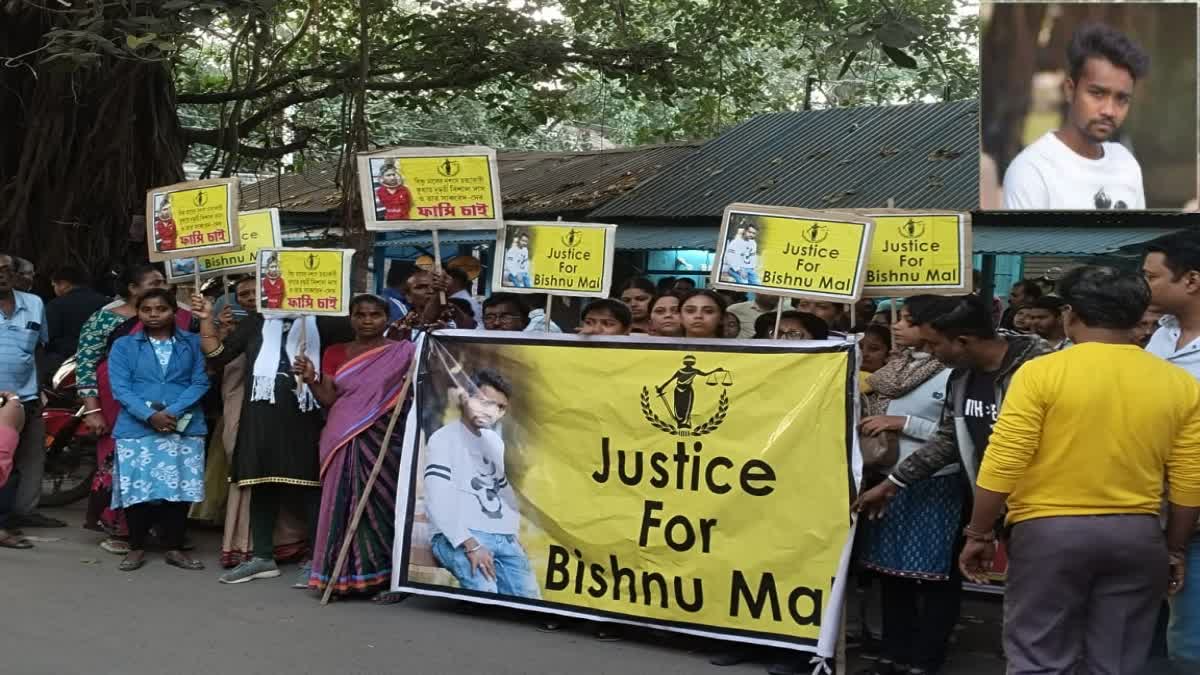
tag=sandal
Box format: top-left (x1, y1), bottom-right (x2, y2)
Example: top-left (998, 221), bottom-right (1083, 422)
top-left (100, 538), bottom-right (130, 555)
top-left (0, 533), bottom-right (33, 549)
top-left (119, 553), bottom-right (146, 571)
top-left (165, 551), bottom-right (204, 570)
top-left (372, 591), bottom-right (410, 605)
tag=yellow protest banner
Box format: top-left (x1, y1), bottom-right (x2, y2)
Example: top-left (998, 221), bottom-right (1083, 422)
top-left (165, 208), bottom-right (283, 283)
top-left (392, 333), bottom-right (858, 655)
top-left (712, 204), bottom-right (874, 302)
top-left (858, 211), bottom-right (972, 296)
top-left (492, 221), bottom-right (617, 297)
top-left (357, 146), bottom-right (503, 231)
top-left (257, 247), bottom-right (354, 317)
top-left (145, 178), bottom-right (240, 262)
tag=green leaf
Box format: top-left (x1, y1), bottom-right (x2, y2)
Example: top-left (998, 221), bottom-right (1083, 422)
top-left (126, 33), bottom-right (158, 50)
top-left (882, 45), bottom-right (918, 69)
top-left (876, 21), bottom-right (917, 48)
top-left (845, 32), bottom-right (873, 51)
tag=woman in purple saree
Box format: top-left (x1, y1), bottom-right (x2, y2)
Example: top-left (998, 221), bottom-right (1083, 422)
top-left (295, 295), bottom-right (413, 598)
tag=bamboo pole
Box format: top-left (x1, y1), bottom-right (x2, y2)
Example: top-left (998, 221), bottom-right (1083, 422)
top-left (321, 355), bottom-right (419, 605)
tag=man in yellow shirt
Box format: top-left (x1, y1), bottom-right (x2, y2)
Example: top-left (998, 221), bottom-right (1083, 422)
top-left (959, 266), bottom-right (1200, 674)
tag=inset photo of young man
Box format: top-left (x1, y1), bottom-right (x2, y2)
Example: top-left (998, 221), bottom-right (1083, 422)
top-left (980, 2), bottom-right (1198, 211)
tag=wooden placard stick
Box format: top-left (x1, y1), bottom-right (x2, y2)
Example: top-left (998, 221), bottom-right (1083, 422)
top-left (321, 355), bottom-right (419, 606)
top-left (431, 228), bottom-right (447, 306)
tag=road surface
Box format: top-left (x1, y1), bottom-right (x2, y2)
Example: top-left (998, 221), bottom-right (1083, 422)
top-left (0, 503), bottom-right (1006, 674)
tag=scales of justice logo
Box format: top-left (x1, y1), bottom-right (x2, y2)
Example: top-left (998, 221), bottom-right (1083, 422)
top-left (303, 253), bottom-right (320, 271)
top-left (437, 158), bottom-right (461, 178)
top-left (801, 221), bottom-right (829, 244)
top-left (641, 354), bottom-right (734, 437)
top-left (192, 190), bottom-right (209, 208)
top-left (899, 218), bottom-right (926, 239)
top-left (561, 228), bottom-right (583, 248)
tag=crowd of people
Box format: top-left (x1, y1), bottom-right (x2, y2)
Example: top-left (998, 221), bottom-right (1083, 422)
top-left (2, 237), bottom-right (1200, 673)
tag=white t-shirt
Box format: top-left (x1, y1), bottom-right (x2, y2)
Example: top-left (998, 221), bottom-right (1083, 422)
top-left (723, 237), bottom-right (757, 274)
top-left (423, 419), bottom-right (520, 546)
top-left (505, 246), bottom-right (529, 277)
top-left (1003, 131), bottom-right (1145, 210)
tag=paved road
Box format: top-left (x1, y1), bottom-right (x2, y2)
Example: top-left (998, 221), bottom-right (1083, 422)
top-left (0, 503), bottom-right (1006, 675)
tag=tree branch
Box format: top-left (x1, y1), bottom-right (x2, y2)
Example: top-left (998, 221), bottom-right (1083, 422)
top-left (176, 63), bottom-right (348, 104)
top-left (181, 127), bottom-right (309, 159)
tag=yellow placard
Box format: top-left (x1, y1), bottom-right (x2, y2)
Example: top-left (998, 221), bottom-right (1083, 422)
top-left (146, 178), bottom-right (240, 262)
top-left (394, 334), bottom-right (856, 653)
top-left (714, 205), bottom-right (873, 302)
top-left (494, 222), bottom-right (616, 297)
top-left (863, 213), bottom-right (968, 294)
top-left (359, 147), bottom-right (502, 231)
top-left (257, 248), bottom-right (354, 316)
top-left (165, 209), bottom-right (283, 282)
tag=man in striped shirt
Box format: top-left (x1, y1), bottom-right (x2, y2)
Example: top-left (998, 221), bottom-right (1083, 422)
top-left (0, 254), bottom-right (64, 540)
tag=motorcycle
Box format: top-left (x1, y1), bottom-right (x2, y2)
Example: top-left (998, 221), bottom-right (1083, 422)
top-left (39, 357), bottom-right (98, 507)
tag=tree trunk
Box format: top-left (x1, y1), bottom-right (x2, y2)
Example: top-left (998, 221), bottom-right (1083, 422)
top-left (0, 10), bottom-right (185, 283)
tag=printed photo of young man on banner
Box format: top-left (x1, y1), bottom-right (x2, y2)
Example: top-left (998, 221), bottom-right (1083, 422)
top-left (144, 178), bottom-right (241, 262)
top-left (711, 204), bottom-right (874, 304)
top-left (980, 1), bottom-right (1198, 211)
top-left (164, 208), bottom-right (283, 284)
top-left (492, 221), bottom-right (617, 297)
top-left (392, 331), bottom-right (863, 657)
top-left (355, 146), bottom-right (503, 231)
top-left (256, 248), bottom-right (354, 318)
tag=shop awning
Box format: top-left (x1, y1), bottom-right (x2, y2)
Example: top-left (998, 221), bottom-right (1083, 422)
top-left (971, 227), bottom-right (1180, 256)
top-left (375, 225), bottom-right (721, 251)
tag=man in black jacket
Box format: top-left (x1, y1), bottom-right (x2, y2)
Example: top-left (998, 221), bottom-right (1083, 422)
top-left (45, 266), bottom-right (109, 375)
top-left (856, 294), bottom-right (1052, 515)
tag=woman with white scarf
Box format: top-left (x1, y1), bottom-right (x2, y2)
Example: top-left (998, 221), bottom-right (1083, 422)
top-left (191, 293), bottom-right (324, 586)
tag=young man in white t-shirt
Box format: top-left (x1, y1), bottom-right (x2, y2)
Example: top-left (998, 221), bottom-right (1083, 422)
top-left (423, 369), bottom-right (539, 598)
top-left (503, 233), bottom-right (531, 288)
top-left (1002, 23), bottom-right (1149, 210)
top-left (722, 224), bottom-right (759, 285)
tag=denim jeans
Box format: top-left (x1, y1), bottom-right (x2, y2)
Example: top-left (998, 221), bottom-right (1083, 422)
top-left (728, 269), bottom-right (758, 286)
top-left (1169, 535), bottom-right (1200, 663)
top-left (505, 273), bottom-right (532, 288)
top-left (431, 530), bottom-right (540, 599)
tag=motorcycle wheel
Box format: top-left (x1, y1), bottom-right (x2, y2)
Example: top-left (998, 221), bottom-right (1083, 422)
top-left (41, 441), bottom-right (98, 507)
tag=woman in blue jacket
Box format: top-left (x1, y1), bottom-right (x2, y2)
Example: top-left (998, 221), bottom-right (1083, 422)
top-left (108, 288), bottom-right (209, 571)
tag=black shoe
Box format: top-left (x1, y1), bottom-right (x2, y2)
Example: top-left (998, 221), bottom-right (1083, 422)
top-left (13, 513), bottom-right (67, 528)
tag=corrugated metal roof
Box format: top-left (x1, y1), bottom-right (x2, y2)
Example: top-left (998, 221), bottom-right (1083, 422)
top-left (239, 144), bottom-right (699, 217)
top-left (498, 144), bottom-right (700, 217)
top-left (376, 224), bottom-right (1182, 258)
top-left (972, 227), bottom-right (1180, 255)
top-left (591, 100), bottom-right (979, 220)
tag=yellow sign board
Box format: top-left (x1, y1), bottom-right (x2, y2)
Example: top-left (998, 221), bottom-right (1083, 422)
top-left (145, 178), bottom-right (240, 262)
top-left (257, 247), bottom-right (354, 317)
top-left (165, 208), bottom-right (283, 282)
top-left (358, 146), bottom-right (503, 231)
top-left (712, 204), bottom-right (874, 302)
top-left (392, 333), bottom-right (857, 655)
top-left (493, 221), bottom-right (617, 298)
top-left (859, 211), bottom-right (972, 296)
